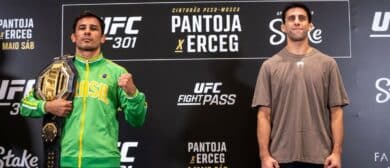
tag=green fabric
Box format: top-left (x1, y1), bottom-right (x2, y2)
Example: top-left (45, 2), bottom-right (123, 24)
top-left (61, 156), bottom-right (120, 168)
top-left (20, 53), bottom-right (147, 167)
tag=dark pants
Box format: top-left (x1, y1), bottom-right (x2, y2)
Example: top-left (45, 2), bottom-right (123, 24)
top-left (279, 162), bottom-right (324, 168)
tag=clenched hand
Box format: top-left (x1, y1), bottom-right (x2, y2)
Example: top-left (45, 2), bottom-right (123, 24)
top-left (118, 73), bottom-right (137, 96)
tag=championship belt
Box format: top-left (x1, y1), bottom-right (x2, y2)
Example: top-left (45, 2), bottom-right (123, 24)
top-left (35, 55), bottom-right (77, 168)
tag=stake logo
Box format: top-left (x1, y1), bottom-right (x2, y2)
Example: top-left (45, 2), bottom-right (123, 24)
top-left (268, 11), bottom-right (323, 45)
top-left (0, 146), bottom-right (39, 168)
top-left (376, 77), bottom-right (390, 103)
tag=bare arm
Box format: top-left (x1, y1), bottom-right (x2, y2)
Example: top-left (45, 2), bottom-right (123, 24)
top-left (324, 106), bottom-right (344, 168)
top-left (258, 106), bottom-right (271, 159)
top-left (257, 106), bottom-right (279, 168)
top-left (330, 106), bottom-right (344, 154)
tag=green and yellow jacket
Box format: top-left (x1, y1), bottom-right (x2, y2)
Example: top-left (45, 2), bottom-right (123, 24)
top-left (20, 53), bottom-right (147, 168)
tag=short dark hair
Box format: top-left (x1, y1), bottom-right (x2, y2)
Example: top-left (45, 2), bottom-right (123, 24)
top-left (72, 11), bottom-right (105, 35)
top-left (282, 3), bottom-right (312, 23)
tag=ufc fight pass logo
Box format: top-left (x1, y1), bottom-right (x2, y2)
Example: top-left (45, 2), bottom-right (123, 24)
top-left (177, 82), bottom-right (236, 106)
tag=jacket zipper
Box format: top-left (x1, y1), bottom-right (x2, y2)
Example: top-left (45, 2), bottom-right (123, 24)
top-left (78, 60), bottom-right (89, 168)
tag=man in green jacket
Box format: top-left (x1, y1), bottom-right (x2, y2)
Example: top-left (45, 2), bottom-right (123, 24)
top-left (20, 11), bottom-right (147, 167)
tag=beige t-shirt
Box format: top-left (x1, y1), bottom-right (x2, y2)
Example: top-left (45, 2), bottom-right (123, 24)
top-left (252, 48), bottom-right (349, 164)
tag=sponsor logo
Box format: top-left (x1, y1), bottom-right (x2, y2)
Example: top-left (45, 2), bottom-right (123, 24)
top-left (171, 6), bottom-right (242, 54)
top-left (373, 152), bottom-right (390, 168)
top-left (375, 152), bottom-right (389, 162)
top-left (0, 18), bottom-right (36, 50)
top-left (268, 11), bottom-right (323, 45)
top-left (370, 11), bottom-right (390, 38)
top-left (0, 79), bottom-right (35, 115)
top-left (187, 141), bottom-right (228, 168)
top-left (375, 77), bottom-right (390, 103)
top-left (118, 141), bottom-right (139, 168)
top-left (102, 16), bottom-right (142, 49)
top-left (177, 82), bottom-right (236, 106)
top-left (0, 146), bottom-right (38, 168)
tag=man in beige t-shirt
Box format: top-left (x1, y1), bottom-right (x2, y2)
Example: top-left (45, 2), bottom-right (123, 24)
top-left (252, 3), bottom-right (349, 168)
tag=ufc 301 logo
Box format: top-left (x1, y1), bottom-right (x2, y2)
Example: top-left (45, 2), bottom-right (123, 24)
top-left (0, 79), bottom-right (35, 115)
top-left (102, 16), bottom-right (142, 49)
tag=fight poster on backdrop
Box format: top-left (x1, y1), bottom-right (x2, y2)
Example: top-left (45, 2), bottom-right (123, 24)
top-left (60, 1), bottom-right (351, 168)
top-left (61, 0), bottom-right (350, 61)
